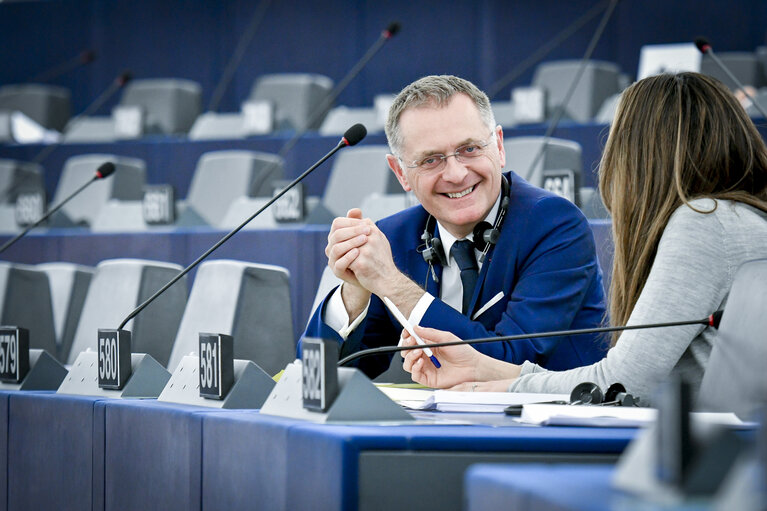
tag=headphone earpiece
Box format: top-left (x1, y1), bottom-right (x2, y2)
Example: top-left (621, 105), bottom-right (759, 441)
top-left (421, 216), bottom-right (448, 267)
top-left (568, 382), bottom-right (639, 407)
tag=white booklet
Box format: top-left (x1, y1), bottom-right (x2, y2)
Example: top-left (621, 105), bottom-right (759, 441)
top-left (377, 386), bottom-right (568, 413)
top-left (519, 403), bottom-right (745, 427)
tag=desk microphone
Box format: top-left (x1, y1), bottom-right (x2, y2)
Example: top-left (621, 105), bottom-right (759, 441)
top-left (116, 123), bottom-right (367, 330)
top-left (207, 0), bottom-right (273, 112)
top-left (0, 161), bottom-right (116, 255)
top-left (31, 49), bottom-right (97, 83)
top-left (487, 0), bottom-right (612, 99)
top-left (34, 70), bottom-right (133, 164)
top-left (273, 21), bottom-right (401, 161)
top-left (522, 0), bottom-right (618, 183)
top-left (337, 310), bottom-right (723, 366)
top-left (694, 37), bottom-right (767, 119)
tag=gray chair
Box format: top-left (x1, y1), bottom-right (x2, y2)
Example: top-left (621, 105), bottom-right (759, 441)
top-left (0, 112), bottom-right (11, 142)
top-left (319, 106), bottom-right (381, 135)
top-left (62, 117), bottom-right (116, 143)
top-left (697, 259), bottom-right (767, 420)
top-left (90, 200), bottom-right (149, 232)
top-left (67, 259), bottom-right (187, 367)
top-left (0, 83), bottom-right (71, 131)
top-left (0, 159), bottom-right (45, 204)
top-left (36, 262), bottom-right (94, 363)
top-left (188, 112), bottom-right (247, 140)
top-left (50, 154), bottom-right (146, 227)
top-left (503, 136), bottom-right (582, 189)
top-left (532, 60), bottom-right (623, 122)
top-left (578, 187), bottom-right (610, 219)
top-left (594, 91), bottom-right (622, 124)
top-left (249, 73), bottom-right (334, 131)
top-left (0, 159), bottom-right (45, 232)
top-left (745, 87), bottom-right (767, 118)
top-left (177, 150), bottom-right (285, 227)
top-left (119, 78), bottom-right (202, 134)
top-left (0, 262), bottom-right (57, 359)
top-left (166, 260), bottom-right (295, 376)
top-left (491, 101), bottom-right (517, 128)
top-left (359, 193), bottom-right (413, 222)
top-left (307, 145), bottom-right (400, 223)
top-left (700, 52), bottom-right (763, 91)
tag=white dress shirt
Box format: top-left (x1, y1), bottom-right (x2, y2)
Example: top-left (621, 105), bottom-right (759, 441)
top-left (323, 193), bottom-right (502, 339)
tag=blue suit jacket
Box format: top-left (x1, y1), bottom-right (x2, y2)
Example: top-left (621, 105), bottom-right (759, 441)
top-left (301, 172), bottom-right (608, 378)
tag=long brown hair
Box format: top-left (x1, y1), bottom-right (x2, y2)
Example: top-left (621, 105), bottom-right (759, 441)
top-left (599, 72), bottom-right (767, 345)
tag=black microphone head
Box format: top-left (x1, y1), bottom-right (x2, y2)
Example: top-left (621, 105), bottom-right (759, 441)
top-left (80, 50), bottom-right (97, 64)
top-left (384, 22), bottom-right (401, 38)
top-left (694, 37), bottom-right (711, 54)
top-left (342, 124), bottom-right (367, 146)
top-left (709, 310), bottom-right (724, 329)
top-left (116, 70), bottom-right (133, 87)
top-left (95, 162), bottom-right (116, 179)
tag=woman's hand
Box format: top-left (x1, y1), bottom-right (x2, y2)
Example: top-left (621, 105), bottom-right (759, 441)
top-left (401, 326), bottom-right (481, 389)
top-left (401, 326), bottom-right (523, 390)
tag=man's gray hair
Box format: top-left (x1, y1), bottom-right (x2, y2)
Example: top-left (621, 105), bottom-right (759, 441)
top-left (384, 75), bottom-right (496, 156)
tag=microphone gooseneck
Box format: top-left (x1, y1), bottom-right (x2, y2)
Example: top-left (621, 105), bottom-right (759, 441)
top-left (487, 0), bottom-right (612, 99)
top-left (30, 49), bottom-right (98, 83)
top-left (270, 21), bottom-right (401, 164)
top-left (522, 0), bottom-right (619, 183)
top-left (33, 71), bottom-right (133, 164)
top-left (0, 161), bottom-right (116, 255)
top-left (337, 312), bottom-right (723, 366)
top-left (694, 36), bottom-right (767, 119)
top-left (116, 124), bottom-right (367, 331)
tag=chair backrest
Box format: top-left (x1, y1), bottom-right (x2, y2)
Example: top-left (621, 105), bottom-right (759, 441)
top-left (182, 150), bottom-right (284, 227)
top-left (0, 262), bottom-right (57, 358)
top-left (36, 262), bottom-right (94, 362)
top-left (119, 78), bottom-right (202, 134)
top-left (167, 260), bottom-right (295, 376)
top-left (319, 106), bottom-right (381, 135)
top-left (697, 259), bottom-right (767, 420)
top-left (532, 60), bottom-right (622, 122)
top-left (51, 154), bottom-right (146, 227)
top-left (0, 159), bottom-right (44, 204)
top-left (188, 112), bottom-right (246, 141)
top-left (0, 83), bottom-right (71, 131)
top-left (503, 136), bottom-right (582, 188)
top-left (67, 259), bottom-right (187, 366)
top-left (249, 73), bottom-right (334, 131)
top-left (491, 101), bottom-right (516, 127)
top-left (594, 91), bottom-right (622, 124)
top-left (359, 193), bottom-right (412, 222)
top-left (321, 145), bottom-right (400, 217)
top-left (700, 52), bottom-right (763, 90)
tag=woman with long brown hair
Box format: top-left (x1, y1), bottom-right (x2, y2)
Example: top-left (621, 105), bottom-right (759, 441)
top-left (401, 72), bottom-right (767, 403)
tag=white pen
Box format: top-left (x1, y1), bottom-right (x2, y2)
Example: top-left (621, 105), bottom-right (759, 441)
top-left (382, 296), bottom-right (441, 369)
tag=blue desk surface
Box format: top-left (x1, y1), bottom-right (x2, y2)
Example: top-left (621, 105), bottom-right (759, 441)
top-left (0, 392), bottom-right (638, 511)
top-left (465, 464), bottom-right (711, 511)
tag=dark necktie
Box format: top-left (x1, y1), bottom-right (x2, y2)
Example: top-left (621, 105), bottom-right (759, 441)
top-left (451, 239), bottom-right (478, 315)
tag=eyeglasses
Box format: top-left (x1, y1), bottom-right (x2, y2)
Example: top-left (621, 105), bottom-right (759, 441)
top-left (400, 133), bottom-right (495, 172)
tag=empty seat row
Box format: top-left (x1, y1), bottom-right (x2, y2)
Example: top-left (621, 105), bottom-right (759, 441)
top-left (0, 134), bottom-right (609, 238)
top-left (0, 258), bottom-right (296, 376)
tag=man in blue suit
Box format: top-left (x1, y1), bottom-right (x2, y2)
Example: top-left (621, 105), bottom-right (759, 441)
top-left (301, 75), bottom-right (606, 379)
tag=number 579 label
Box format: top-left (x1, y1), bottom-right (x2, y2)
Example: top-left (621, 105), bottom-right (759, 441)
top-left (0, 327), bottom-right (29, 383)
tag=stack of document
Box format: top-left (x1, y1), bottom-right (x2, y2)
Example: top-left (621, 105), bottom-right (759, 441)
top-left (518, 403), bottom-right (745, 427)
top-left (377, 386), bottom-right (568, 413)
